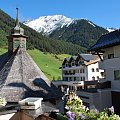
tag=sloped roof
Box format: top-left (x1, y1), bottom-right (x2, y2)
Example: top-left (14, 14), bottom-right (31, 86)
top-left (0, 49), bottom-right (62, 102)
top-left (79, 54), bottom-right (98, 61)
top-left (89, 29), bottom-right (120, 51)
top-left (72, 56), bottom-right (77, 60)
top-left (62, 54), bottom-right (99, 66)
top-left (69, 56), bottom-right (77, 63)
top-left (62, 57), bottom-right (70, 65)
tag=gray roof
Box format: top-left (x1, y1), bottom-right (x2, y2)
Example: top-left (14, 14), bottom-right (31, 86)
top-left (72, 56), bottom-right (77, 60)
top-left (89, 29), bottom-right (120, 51)
top-left (80, 54), bottom-right (98, 61)
top-left (0, 49), bottom-right (62, 102)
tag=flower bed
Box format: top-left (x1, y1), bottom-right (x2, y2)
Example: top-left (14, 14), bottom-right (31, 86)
top-left (64, 94), bottom-right (120, 120)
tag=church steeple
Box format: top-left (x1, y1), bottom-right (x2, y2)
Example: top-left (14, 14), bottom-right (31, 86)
top-left (7, 8), bottom-right (28, 53)
top-left (16, 8), bottom-right (20, 27)
top-left (11, 8), bottom-right (24, 35)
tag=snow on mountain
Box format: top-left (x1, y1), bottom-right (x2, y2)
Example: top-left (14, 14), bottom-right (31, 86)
top-left (24, 15), bottom-right (115, 35)
top-left (106, 28), bottom-right (117, 32)
top-left (88, 21), bottom-right (96, 27)
top-left (24, 15), bottom-right (73, 34)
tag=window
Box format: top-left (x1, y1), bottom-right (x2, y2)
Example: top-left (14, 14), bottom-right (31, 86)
top-left (22, 40), bottom-right (25, 48)
top-left (76, 62), bottom-right (79, 66)
top-left (101, 72), bottom-right (105, 77)
top-left (65, 71), bottom-right (68, 75)
top-left (14, 39), bottom-right (19, 48)
top-left (92, 76), bottom-right (95, 80)
top-left (97, 76), bottom-right (99, 80)
top-left (71, 62), bottom-right (75, 66)
top-left (69, 71), bottom-right (72, 74)
top-left (69, 77), bottom-right (72, 81)
top-left (74, 77), bottom-right (76, 81)
top-left (96, 68), bottom-right (99, 72)
top-left (83, 77), bottom-right (85, 81)
top-left (92, 68), bottom-right (95, 72)
top-left (80, 69), bottom-right (83, 73)
top-left (66, 77), bottom-right (68, 81)
top-left (79, 60), bottom-right (84, 65)
top-left (80, 69), bottom-right (84, 73)
top-left (76, 70), bottom-right (79, 73)
top-left (80, 76), bottom-right (85, 81)
top-left (66, 63), bottom-right (68, 67)
top-left (108, 53), bottom-right (114, 59)
top-left (114, 70), bottom-right (120, 80)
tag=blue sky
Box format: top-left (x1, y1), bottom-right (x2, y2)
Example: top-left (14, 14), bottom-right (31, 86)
top-left (0, 0), bottom-right (120, 28)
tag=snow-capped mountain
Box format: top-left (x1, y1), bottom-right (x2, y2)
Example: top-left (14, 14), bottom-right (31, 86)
top-left (24, 15), bottom-right (100, 35)
top-left (24, 15), bottom-right (115, 35)
top-left (24, 15), bottom-right (73, 34)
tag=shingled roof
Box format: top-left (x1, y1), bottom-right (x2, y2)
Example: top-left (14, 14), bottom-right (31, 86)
top-left (0, 49), bottom-right (62, 102)
top-left (89, 29), bottom-right (120, 51)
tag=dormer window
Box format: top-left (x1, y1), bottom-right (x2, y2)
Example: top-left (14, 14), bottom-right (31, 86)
top-left (66, 63), bottom-right (68, 67)
top-left (79, 60), bottom-right (84, 65)
top-left (71, 62), bottom-right (75, 66)
top-left (108, 53), bottom-right (114, 59)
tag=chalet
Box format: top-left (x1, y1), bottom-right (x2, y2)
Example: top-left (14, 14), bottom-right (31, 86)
top-left (89, 29), bottom-right (120, 114)
top-left (53, 54), bottom-right (104, 93)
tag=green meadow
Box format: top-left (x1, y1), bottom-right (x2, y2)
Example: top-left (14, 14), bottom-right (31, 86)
top-left (0, 48), bottom-right (7, 55)
top-left (28, 49), bottom-right (69, 80)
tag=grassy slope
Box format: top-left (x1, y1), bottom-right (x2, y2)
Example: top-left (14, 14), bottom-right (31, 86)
top-left (0, 48), bottom-right (69, 80)
top-left (0, 48), bottom-right (7, 55)
top-left (28, 49), bottom-right (69, 80)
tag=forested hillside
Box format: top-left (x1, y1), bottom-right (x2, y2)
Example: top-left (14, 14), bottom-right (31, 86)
top-left (49, 19), bottom-right (108, 49)
top-left (0, 9), bottom-right (86, 55)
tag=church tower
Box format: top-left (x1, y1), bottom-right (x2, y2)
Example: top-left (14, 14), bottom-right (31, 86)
top-left (7, 8), bottom-right (28, 53)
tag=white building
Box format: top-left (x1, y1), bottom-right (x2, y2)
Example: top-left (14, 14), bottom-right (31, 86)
top-left (77, 29), bottom-right (120, 113)
top-left (62, 54), bottom-right (104, 82)
top-left (53, 54), bottom-right (104, 92)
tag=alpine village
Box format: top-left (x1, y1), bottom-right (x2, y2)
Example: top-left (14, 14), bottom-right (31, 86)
top-left (0, 8), bottom-right (120, 120)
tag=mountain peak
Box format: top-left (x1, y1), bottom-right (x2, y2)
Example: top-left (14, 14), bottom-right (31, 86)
top-left (24, 15), bottom-right (73, 34)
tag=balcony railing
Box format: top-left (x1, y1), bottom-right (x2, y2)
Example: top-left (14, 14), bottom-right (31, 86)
top-left (63, 72), bottom-right (75, 75)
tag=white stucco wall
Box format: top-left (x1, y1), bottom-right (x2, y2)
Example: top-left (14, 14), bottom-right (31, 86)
top-left (100, 45), bottom-right (120, 90)
top-left (87, 62), bottom-right (104, 81)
